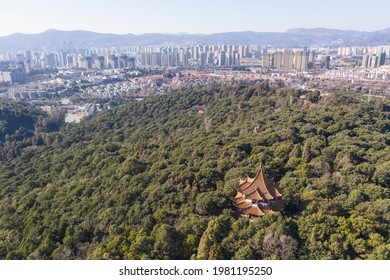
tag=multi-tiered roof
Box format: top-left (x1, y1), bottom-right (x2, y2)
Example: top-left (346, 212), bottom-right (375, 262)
top-left (233, 165), bottom-right (283, 218)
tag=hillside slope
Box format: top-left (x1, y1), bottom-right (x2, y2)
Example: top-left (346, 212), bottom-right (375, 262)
top-left (0, 84), bottom-right (389, 260)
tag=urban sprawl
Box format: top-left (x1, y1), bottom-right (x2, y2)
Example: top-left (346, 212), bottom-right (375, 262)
top-left (1, 43), bottom-right (389, 123)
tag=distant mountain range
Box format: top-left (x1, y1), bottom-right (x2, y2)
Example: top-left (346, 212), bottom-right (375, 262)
top-left (1, 28), bottom-right (390, 52)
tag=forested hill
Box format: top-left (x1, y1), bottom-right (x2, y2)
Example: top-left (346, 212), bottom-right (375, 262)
top-left (0, 102), bottom-right (42, 146)
top-left (0, 84), bottom-right (389, 260)
top-left (0, 101), bottom-right (65, 159)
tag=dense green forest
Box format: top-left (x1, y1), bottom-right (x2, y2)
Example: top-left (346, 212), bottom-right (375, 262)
top-left (0, 101), bottom-right (65, 160)
top-left (0, 102), bottom-right (42, 145)
top-left (0, 84), bottom-right (389, 260)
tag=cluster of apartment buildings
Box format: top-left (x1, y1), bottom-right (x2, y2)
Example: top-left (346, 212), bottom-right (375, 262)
top-left (0, 62), bottom-right (28, 85)
top-left (1, 49), bottom-right (136, 71)
top-left (35, 52), bottom-right (135, 70)
top-left (361, 53), bottom-right (386, 68)
top-left (139, 45), bottom-right (259, 67)
top-left (1, 43), bottom-right (390, 88)
top-left (261, 50), bottom-right (330, 71)
top-left (337, 46), bottom-right (390, 56)
top-left (338, 46), bottom-right (389, 68)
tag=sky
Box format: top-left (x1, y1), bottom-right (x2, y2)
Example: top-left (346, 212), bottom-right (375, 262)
top-left (0, 0), bottom-right (389, 36)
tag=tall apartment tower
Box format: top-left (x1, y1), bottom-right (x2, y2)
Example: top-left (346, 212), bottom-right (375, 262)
top-left (238, 45), bottom-right (245, 59)
top-left (234, 52), bottom-right (240, 66)
top-left (301, 52), bottom-right (309, 71)
top-left (294, 51), bottom-right (303, 71)
top-left (94, 56), bottom-right (105, 69)
top-left (319, 55), bottom-right (330, 69)
top-left (308, 51), bottom-right (315, 69)
top-left (218, 51), bottom-right (226, 66)
top-left (207, 52), bottom-right (214, 65)
top-left (362, 53), bottom-right (386, 68)
top-left (378, 52), bottom-right (386, 67)
top-left (262, 53), bottom-right (271, 68)
top-left (273, 52), bottom-right (283, 69)
top-left (294, 51), bottom-right (309, 71)
top-left (362, 54), bottom-right (370, 68)
top-left (179, 49), bottom-right (188, 67)
top-left (201, 52), bottom-right (207, 66)
top-left (192, 46), bottom-right (199, 60)
top-left (283, 52), bottom-right (294, 70)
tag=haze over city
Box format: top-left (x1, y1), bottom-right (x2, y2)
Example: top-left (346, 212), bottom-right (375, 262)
top-left (1, 0), bottom-right (390, 36)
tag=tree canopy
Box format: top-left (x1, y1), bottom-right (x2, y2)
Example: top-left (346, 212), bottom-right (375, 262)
top-left (0, 84), bottom-right (389, 260)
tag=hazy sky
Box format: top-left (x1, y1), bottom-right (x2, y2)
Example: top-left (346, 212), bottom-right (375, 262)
top-left (1, 0), bottom-right (389, 36)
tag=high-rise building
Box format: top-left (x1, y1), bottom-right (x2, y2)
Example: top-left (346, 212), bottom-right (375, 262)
top-left (66, 55), bottom-right (74, 67)
top-left (77, 56), bottom-right (84, 68)
top-left (301, 52), bottom-right (309, 71)
top-left (218, 51), bottom-right (226, 66)
top-left (294, 51), bottom-right (303, 71)
top-left (370, 55), bottom-right (379, 68)
top-left (273, 52), bottom-right (283, 69)
top-left (361, 53), bottom-right (386, 68)
top-left (234, 53), bottom-right (240, 66)
top-left (192, 46), bottom-right (199, 60)
top-left (0, 64), bottom-right (27, 85)
top-left (283, 52), bottom-right (294, 70)
top-left (226, 52), bottom-right (235, 66)
top-left (141, 52), bottom-right (150, 66)
top-left (46, 53), bottom-right (57, 67)
top-left (378, 52), bottom-right (386, 67)
top-left (200, 52), bottom-right (206, 66)
top-left (179, 49), bottom-right (188, 67)
top-left (294, 51), bottom-right (309, 71)
top-left (24, 60), bottom-right (31, 74)
top-left (84, 56), bottom-right (93, 69)
top-left (57, 51), bottom-right (67, 67)
top-left (94, 56), bottom-right (105, 69)
top-left (262, 53), bottom-right (271, 68)
top-left (374, 47), bottom-right (383, 55)
top-left (25, 50), bottom-right (32, 61)
top-left (207, 52), bottom-right (214, 65)
top-left (254, 45), bottom-right (262, 59)
top-left (238, 45), bottom-right (245, 59)
top-left (362, 54), bottom-right (370, 68)
top-left (318, 55), bottom-right (330, 69)
top-left (107, 55), bottom-right (119, 68)
top-left (308, 51), bottom-right (315, 69)
top-left (119, 54), bottom-right (129, 68)
top-left (161, 52), bottom-right (169, 67)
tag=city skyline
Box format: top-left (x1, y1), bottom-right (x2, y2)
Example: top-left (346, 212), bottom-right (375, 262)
top-left (1, 0), bottom-right (390, 36)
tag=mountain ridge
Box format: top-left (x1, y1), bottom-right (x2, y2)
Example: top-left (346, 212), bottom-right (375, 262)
top-left (0, 27), bottom-right (390, 52)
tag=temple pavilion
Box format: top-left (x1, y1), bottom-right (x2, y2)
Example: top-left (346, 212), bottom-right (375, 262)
top-left (233, 165), bottom-right (283, 218)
